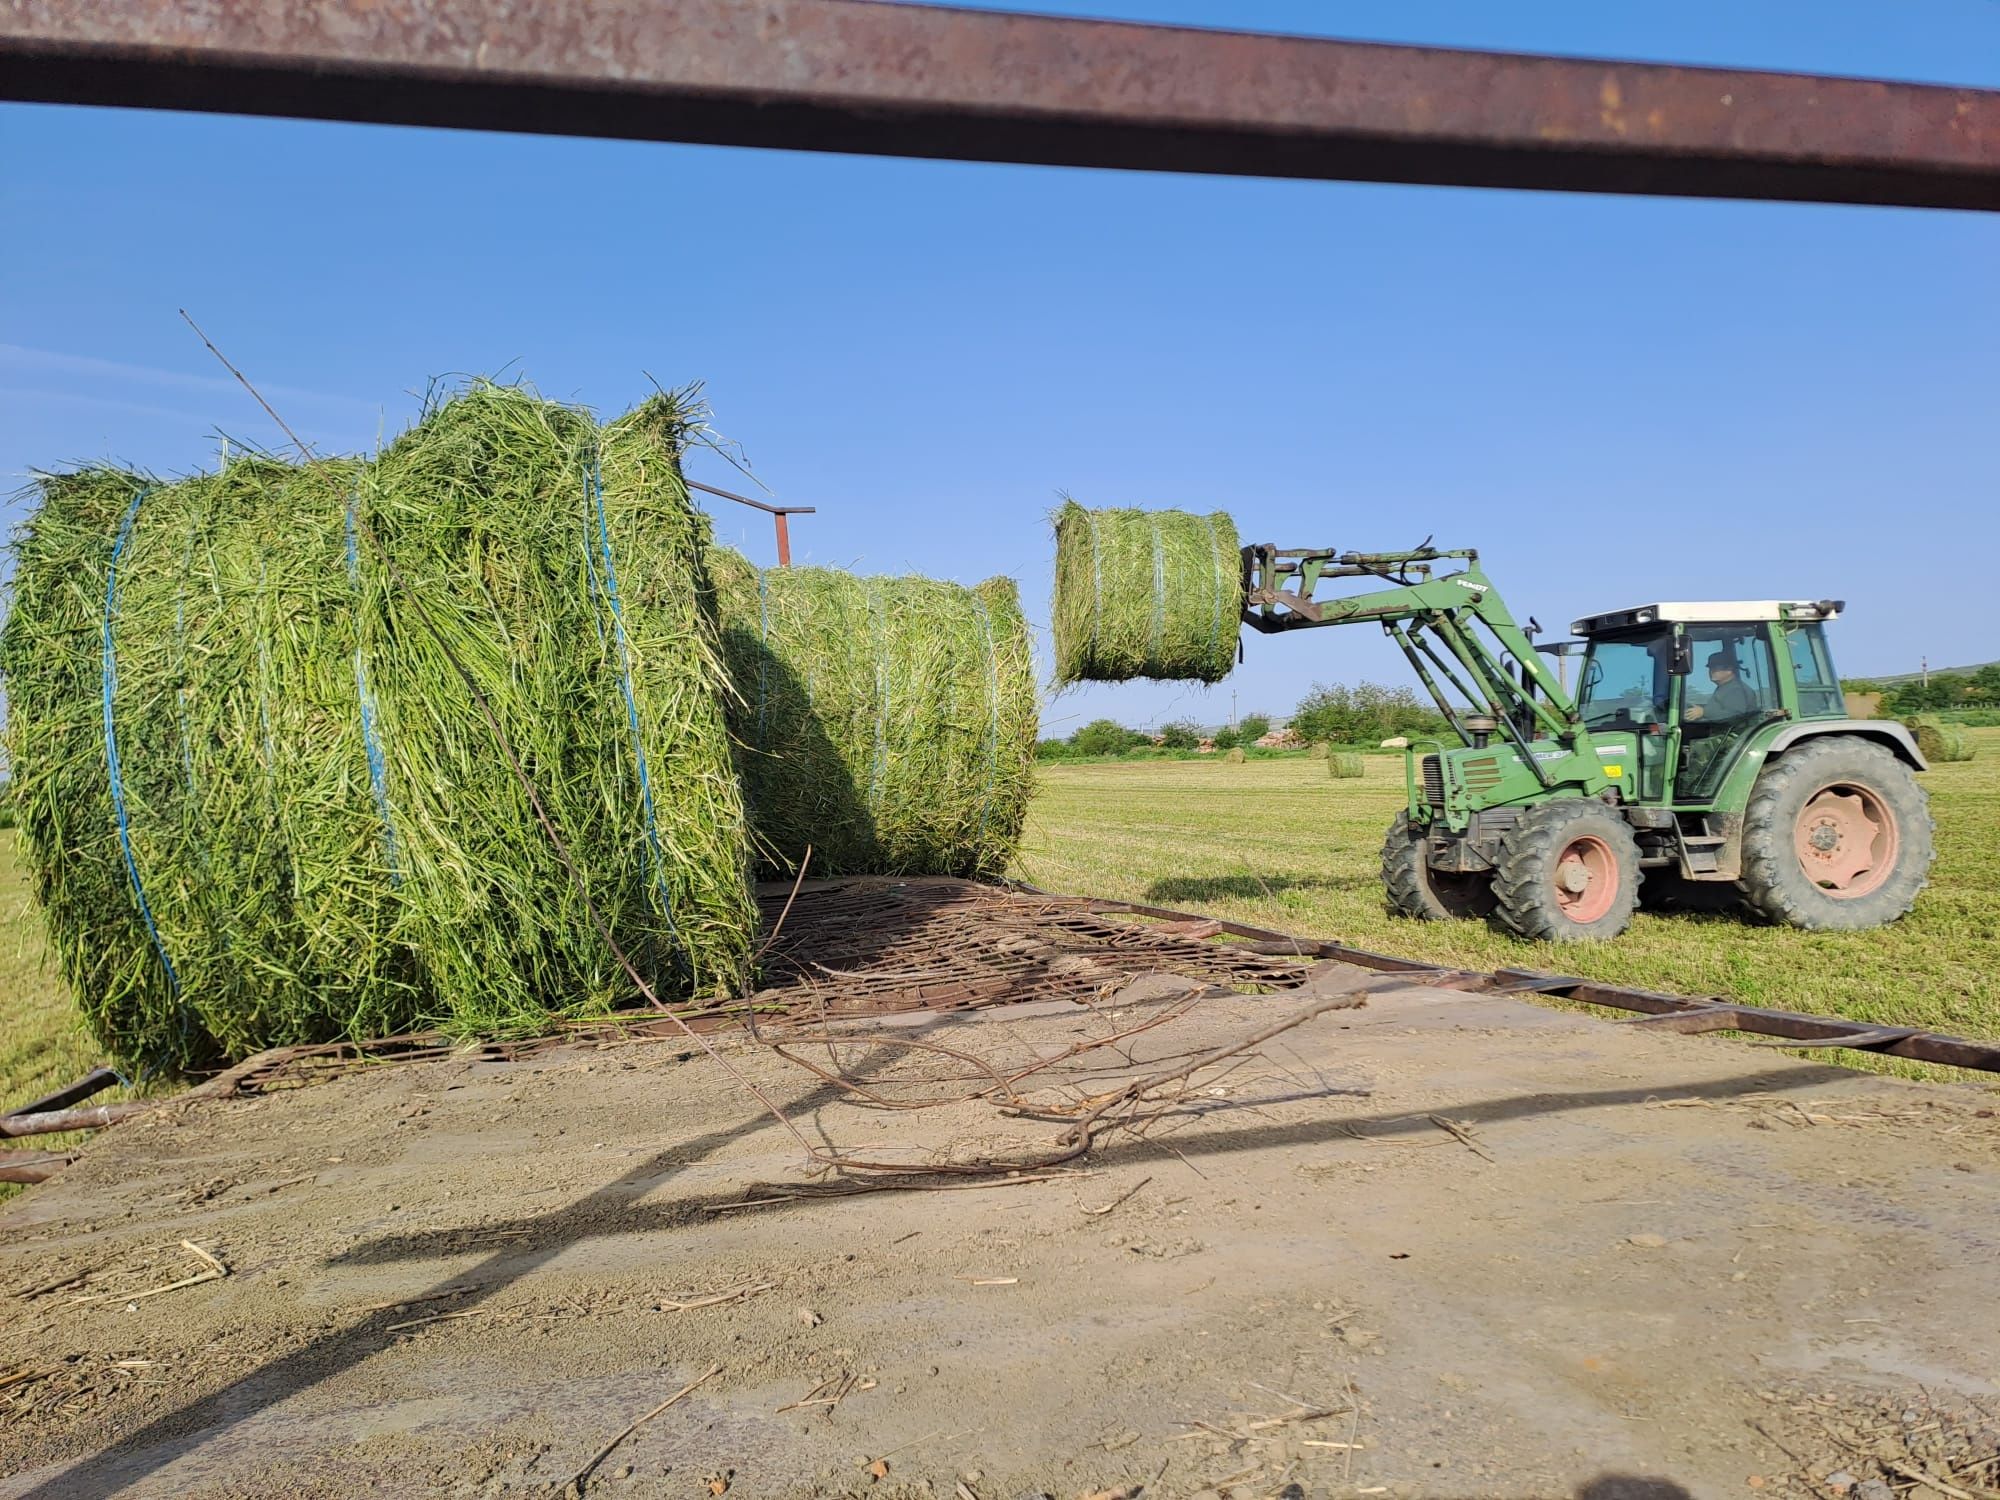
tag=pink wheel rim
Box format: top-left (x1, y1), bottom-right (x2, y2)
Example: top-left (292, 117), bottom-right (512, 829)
top-left (1553, 834), bottom-right (1618, 925)
top-left (1795, 784), bottom-right (1897, 898)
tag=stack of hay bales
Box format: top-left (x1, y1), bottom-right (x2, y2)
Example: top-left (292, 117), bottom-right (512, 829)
top-left (3, 380), bottom-right (1046, 1073)
top-left (0, 384), bottom-right (761, 1072)
top-left (1050, 500), bottom-right (1242, 684)
top-left (708, 550), bottom-right (1036, 879)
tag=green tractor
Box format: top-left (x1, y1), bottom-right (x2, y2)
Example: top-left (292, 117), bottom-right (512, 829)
top-left (1242, 544), bottom-right (1932, 942)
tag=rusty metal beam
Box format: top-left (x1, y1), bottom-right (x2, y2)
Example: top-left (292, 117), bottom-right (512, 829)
top-left (0, 1), bottom-right (1995, 210)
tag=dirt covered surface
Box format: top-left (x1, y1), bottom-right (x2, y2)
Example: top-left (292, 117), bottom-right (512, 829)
top-left (3, 951), bottom-right (1998, 1499)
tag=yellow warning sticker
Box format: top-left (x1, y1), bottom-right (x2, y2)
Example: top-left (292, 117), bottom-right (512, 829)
top-left (1604, 764), bottom-right (1623, 778)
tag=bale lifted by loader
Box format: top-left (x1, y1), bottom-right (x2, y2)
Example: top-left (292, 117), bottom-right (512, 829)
top-left (1241, 544), bottom-right (1933, 942)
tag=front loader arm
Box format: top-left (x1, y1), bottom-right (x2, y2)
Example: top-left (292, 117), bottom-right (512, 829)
top-left (1240, 544), bottom-right (1598, 783)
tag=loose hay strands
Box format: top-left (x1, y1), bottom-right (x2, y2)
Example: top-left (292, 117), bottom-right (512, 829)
top-left (2, 382), bottom-right (757, 1072)
top-left (709, 550), bottom-right (1036, 879)
top-left (1910, 715), bottom-right (1975, 763)
top-left (1049, 499), bottom-right (1242, 685)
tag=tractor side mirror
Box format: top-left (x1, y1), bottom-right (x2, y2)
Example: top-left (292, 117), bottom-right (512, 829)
top-left (1670, 640), bottom-right (1693, 676)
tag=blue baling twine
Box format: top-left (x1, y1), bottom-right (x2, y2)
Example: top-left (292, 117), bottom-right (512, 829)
top-left (1149, 514), bottom-right (1166, 655)
top-left (1084, 507), bottom-right (1103, 657)
top-left (590, 452), bottom-right (680, 943)
top-left (970, 595), bottom-right (1002, 846)
top-left (345, 490), bottom-right (402, 885)
top-left (756, 567), bottom-right (772, 747)
top-left (102, 485), bottom-right (185, 1006)
top-left (174, 523), bottom-right (199, 798)
top-left (867, 581), bottom-right (888, 809)
top-left (1203, 513), bottom-right (1226, 666)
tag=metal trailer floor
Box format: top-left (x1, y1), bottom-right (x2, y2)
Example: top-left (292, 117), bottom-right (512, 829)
top-left (2, 880), bottom-right (1996, 1499)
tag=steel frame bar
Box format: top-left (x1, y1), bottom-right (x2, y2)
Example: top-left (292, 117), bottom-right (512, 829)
top-left (1, 1), bottom-right (1995, 210)
top-left (1071, 892), bottom-right (2000, 1074)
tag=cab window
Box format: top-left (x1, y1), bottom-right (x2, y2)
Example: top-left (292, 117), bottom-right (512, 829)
top-left (1786, 622), bottom-right (1843, 717)
top-left (1578, 634), bottom-right (1669, 727)
top-left (1684, 629), bottom-right (1777, 722)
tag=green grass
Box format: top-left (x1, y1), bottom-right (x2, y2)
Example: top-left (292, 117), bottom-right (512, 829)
top-left (1014, 727), bottom-right (2000, 1080)
top-left (0, 827), bottom-right (156, 1200)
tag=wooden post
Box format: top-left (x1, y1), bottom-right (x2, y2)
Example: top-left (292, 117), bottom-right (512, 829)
top-left (774, 512), bottom-right (792, 567)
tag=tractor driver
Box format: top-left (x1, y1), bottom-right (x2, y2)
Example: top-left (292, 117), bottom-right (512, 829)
top-left (1685, 649), bottom-right (1757, 723)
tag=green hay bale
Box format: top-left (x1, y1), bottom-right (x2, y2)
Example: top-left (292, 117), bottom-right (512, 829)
top-left (1910, 714), bottom-right (1975, 763)
top-left (1328, 752), bottom-right (1366, 779)
top-left (709, 550), bottom-right (1036, 879)
top-left (1307, 741), bottom-right (1331, 760)
top-left (365, 383), bottom-right (755, 1033)
top-left (1050, 500), bottom-right (1241, 684)
top-left (1, 383), bottom-right (756, 1073)
top-left (1224, 746), bottom-right (1247, 764)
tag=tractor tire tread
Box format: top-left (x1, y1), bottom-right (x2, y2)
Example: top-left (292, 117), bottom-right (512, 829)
top-left (1380, 811), bottom-right (1494, 921)
top-left (1491, 798), bottom-right (1642, 943)
top-left (1737, 736), bottom-right (1933, 932)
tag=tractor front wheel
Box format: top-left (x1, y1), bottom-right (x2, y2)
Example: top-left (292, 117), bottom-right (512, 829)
top-left (1380, 811), bottom-right (1496, 921)
top-left (1492, 800), bottom-right (1642, 942)
top-left (1738, 737), bottom-right (1933, 931)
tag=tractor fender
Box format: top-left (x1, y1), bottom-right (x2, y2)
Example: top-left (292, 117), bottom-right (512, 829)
top-left (1765, 719), bottom-right (1928, 772)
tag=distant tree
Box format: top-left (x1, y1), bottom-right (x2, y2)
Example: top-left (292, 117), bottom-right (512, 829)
top-left (1291, 681), bottom-right (1448, 746)
top-left (1839, 678), bottom-right (1884, 696)
top-left (1034, 738), bottom-right (1076, 761)
top-left (1071, 718), bottom-right (1143, 757)
top-left (1210, 726), bottom-right (1241, 750)
top-left (1888, 674), bottom-right (1970, 716)
top-left (1237, 713), bottom-right (1272, 742)
top-left (1157, 720), bottom-right (1201, 750)
top-left (1973, 664), bottom-right (2000, 701)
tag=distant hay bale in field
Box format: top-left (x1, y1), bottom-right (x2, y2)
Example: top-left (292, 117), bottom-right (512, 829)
top-left (709, 550), bottom-right (1037, 879)
top-left (1910, 714), bottom-right (1975, 763)
top-left (1050, 500), bottom-right (1241, 684)
top-left (1328, 752), bottom-right (1366, 779)
top-left (1225, 746), bottom-right (1247, 764)
top-left (0, 382), bottom-right (756, 1073)
top-left (1308, 741), bottom-right (1331, 760)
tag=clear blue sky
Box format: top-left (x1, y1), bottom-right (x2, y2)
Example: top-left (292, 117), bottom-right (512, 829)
top-left (3, 1), bottom-right (1996, 736)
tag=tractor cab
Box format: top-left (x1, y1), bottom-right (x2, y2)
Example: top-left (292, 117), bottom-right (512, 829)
top-left (1568, 599), bottom-right (1848, 808)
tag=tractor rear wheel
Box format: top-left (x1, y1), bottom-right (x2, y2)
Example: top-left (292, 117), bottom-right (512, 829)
top-left (1738, 736), bottom-right (1932, 931)
top-left (1492, 799), bottom-right (1642, 942)
top-left (1380, 811), bottom-right (1496, 921)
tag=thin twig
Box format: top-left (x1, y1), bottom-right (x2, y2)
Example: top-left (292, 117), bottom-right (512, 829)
top-left (1081, 1175), bottom-right (1154, 1218)
top-left (1427, 1114), bottom-right (1495, 1162)
top-left (657, 1282), bottom-right (773, 1312)
top-left (570, 1364), bottom-right (722, 1492)
top-left (386, 1308), bottom-right (488, 1333)
top-left (69, 1242), bottom-right (229, 1306)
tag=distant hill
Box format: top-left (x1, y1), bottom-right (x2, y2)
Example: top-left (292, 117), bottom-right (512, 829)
top-left (1870, 661), bottom-right (1999, 685)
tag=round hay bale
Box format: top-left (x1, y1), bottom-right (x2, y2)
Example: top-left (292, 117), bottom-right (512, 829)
top-left (1307, 741), bottom-right (1331, 760)
top-left (710, 550), bottom-right (1036, 879)
top-left (1225, 746), bottom-right (1247, 764)
top-left (1, 383), bottom-right (756, 1072)
top-left (1050, 500), bottom-right (1241, 684)
top-left (1909, 714), bottom-right (1974, 763)
top-left (1328, 752), bottom-right (1366, 779)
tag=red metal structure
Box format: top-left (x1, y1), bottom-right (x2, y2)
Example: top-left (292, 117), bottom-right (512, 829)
top-left (0, 0), bottom-right (1994, 210)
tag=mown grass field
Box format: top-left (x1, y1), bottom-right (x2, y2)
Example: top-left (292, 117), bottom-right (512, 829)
top-left (1016, 728), bottom-right (2000, 1080)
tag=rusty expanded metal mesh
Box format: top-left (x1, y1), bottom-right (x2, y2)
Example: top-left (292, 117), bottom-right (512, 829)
top-left (214, 878), bottom-right (1318, 1095)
